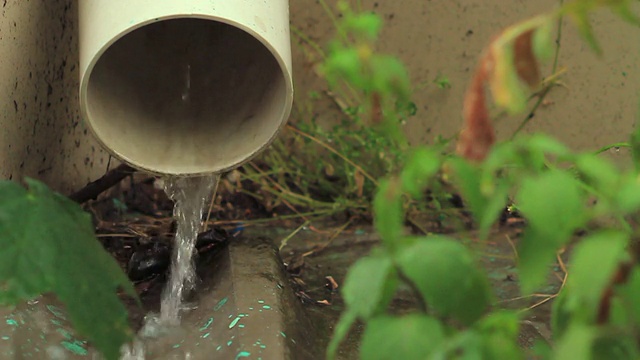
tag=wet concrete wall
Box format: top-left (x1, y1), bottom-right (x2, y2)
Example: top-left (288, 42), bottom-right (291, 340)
top-left (0, 0), bottom-right (111, 193)
top-left (290, 0), bottom-right (640, 162)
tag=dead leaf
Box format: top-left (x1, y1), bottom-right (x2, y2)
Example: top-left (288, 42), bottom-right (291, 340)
top-left (513, 30), bottom-right (541, 88)
top-left (457, 55), bottom-right (495, 162)
top-left (325, 275), bottom-right (339, 291)
top-left (457, 19), bottom-right (547, 162)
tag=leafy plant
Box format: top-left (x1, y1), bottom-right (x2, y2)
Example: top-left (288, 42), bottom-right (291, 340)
top-left (242, 1), bottom-right (417, 223)
top-left (0, 179), bottom-right (137, 360)
top-left (328, 0), bottom-right (640, 359)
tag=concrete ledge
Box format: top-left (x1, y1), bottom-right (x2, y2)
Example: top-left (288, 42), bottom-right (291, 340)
top-left (0, 235), bottom-right (316, 359)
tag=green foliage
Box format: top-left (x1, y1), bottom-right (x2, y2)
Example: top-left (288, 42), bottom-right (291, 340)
top-left (551, 231), bottom-right (627, 336)
top-left (328, 2), bottom-right (640, 360)
top-left (342, 254), bottom-right (398, 319)
top-left (397, 237), bottom-right (491, 325)
top-left (360, 315), bottom-right (445, 360)
top-left (516, 170), bottom-right (587, 293)
top-left (372, 179), bottom-right (404, 249)
top-left (0, 179), bottom-right (136, 360)
top-left (248, 1), bottom-right (418, 227)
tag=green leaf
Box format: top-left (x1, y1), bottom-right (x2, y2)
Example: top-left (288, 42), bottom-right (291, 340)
top-left (532, 17), bottom-right (555, 60)
top-left (396, 236), bottom-right (491, 325)
top-left (631, 101), bottom-right (640, 172)
top-left (574, 154), bottom-right (619, 197)
top-left (619, 267), bottom-right (640, 326)
top-left (516, 170), bottom-right (586, 293)
top-left (370, 55), bottom-right (411, 99)
top-left (592, 334), bottom-right (640, 360)
top-left (552, 231), bottom-right (627, 339)
top-left (554, 325), bottom-right (595, 360)
top-left (342, 254), bottom-right (398, 319)
top-left (477, 181), bottom-right (510, 239)
top-left (400, 147), bottom-right (440, 198)
top-left (475, 311), bottom-right (524, 360)
top-left (327, 311), bottom-right (357, 360)
top-left (568, 10), bottom-right (602, 54)
top-left (323, 47), bottom-right (366, 89)
top-left (0, 179), bottom-right (137, 360)
top-left (525, 134), bottom-right (571, 159)
top-left (565, 230), bottom-right (627, 311)
top-left (613, 175), bottom-right (640, 214)
top-left (448, 159), bottom-right (486, 219)
top-left (610, 1), bottom-right (640, 27)
top-left (448, 158), bottom-right (509, 239)
top-left (373, 178), bottom-right (404, 249)
top-left (490, 40), bottom-right (530, 114)
top-left (344, 12), bottom-right (382, 40)
top-left (360, 314), bottom-right (445, 360)
top-left (518, 227), bottom-right (562, 298)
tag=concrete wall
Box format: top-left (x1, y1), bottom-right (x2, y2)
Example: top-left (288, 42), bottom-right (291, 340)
top-left (290, 0), bottom-right (640, 164)
top-left (0, 0), bottom-right (110, 194)
top-left (1, 0), bottom-right (636, 195)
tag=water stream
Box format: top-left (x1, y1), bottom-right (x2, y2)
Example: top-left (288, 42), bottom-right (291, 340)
top-left (121, 174), bottom-right (220, 359)
top-left (121, 61), bottom-right (221, 359)
top-left (160, 174), bottom-right (219, 324)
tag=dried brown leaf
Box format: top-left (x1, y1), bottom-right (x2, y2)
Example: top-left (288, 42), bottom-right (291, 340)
top-left (456, 54), bottom-right (496, 162)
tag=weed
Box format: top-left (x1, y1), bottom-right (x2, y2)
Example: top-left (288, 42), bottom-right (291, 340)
top-left (325, 1), bottom-right (640, 359)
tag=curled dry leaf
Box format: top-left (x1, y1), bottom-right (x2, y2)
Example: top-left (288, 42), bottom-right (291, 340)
top-left (325, 275), bottom-right (340, 291)
top-left (457, 56), bottom-right (495, 162)
top-left (513, 30), bottom-right (540, 88)
top-left (457, 22), bottom-right (546, 162)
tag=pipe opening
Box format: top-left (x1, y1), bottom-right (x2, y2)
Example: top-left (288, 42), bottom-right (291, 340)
top-left (84, 18), bottom-right (288, 175)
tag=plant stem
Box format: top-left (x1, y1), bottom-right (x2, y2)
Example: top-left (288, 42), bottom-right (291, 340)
top-left (287, 125), bottom-right (379, 185)
top-left (290, 25), bottom-right (326, 59)
top-left (279, 220), bottom-right (311, 250)
top-left (593, 142), bottom-right (629, 155)
top-left (319, 0), bottom-right (347, 42)
top-left (511, 0), bottom-right (565, 138)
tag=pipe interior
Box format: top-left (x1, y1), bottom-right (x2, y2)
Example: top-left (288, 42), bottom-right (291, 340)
top-left (86, 18), bottom-right (286, 175)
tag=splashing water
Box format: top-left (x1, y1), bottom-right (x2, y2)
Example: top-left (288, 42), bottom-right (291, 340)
top-left (121, 174), bottom-right (219, 360)
top-left (160, 174), bottom-right (219, 324)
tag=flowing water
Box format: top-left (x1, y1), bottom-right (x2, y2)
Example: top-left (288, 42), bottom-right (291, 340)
top-left (120, 174), bottom-right (220, 359)
top-left (120, 61), bottom-right (221, 359)
top-left (160, 174), bottom-right (219, 324)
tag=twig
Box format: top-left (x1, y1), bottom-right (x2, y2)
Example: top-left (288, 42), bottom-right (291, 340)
top-left (203, 177), bottom-right (220, 232)
top-left (69, 164), bottom-right (136, 203)
top-left (407, 215), bottom-right (430, 235)
top-left (505, 234), bottom-right (519, 258)
top-left (521, 250), bottom-right (568, 312)
top-left (204, 210), bottom-right (336, 227)
top-left (301, 217), bottom-right (355, 257)
top-left (279, 220), bottom-right (311, 251)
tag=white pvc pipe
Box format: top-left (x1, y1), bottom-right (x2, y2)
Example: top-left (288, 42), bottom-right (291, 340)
top-left (79, 1), bottom-right (293, 175)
